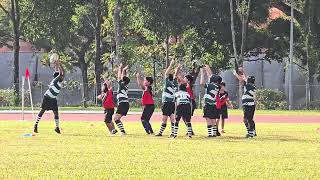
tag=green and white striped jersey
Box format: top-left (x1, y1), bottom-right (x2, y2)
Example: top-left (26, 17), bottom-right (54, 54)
top-left (242, 81), bottom-right (256, 106)
top-left (161, 77), bottom-right (178, 103)
top-left (44, 74), bottom-right (63, 99)
top-left (175, 91), bottom-right (191, 105)
top-left (203, 83), bottom-right (220, 105)
top-left (117, 80), bottom-right (129, 104)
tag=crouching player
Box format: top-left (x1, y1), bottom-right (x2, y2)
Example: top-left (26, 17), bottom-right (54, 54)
top-left (233, 69), bottom-right (257, 138)
top-left (34, 59), bottom-right (64, 134)
top-left (200, 65), bottom-right (221, 137)
top-left (97, 78), bottom-right (117, 134)
top-left (136, 72), bottom-right (155, 134)
top-left (217, 82), bottom-right (233, 134)
top-left (172, 84), bottom-right (193, 138)
top-left (114, 64), bottom-right (130, 135)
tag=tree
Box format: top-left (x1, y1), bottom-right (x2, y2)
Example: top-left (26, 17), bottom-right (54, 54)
top-left (0, 0), bottom-right (36, 106)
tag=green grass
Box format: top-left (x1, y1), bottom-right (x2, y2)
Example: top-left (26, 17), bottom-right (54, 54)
top-left (1, 121), bottom-right (320, 179)
top-left (1, 106), bottom-right (320, 116)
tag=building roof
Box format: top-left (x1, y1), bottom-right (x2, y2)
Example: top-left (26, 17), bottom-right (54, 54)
top-left (0, 40), bottom-right (41, 53)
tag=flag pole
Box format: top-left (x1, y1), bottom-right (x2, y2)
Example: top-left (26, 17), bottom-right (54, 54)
top-left (27, 76), bottom-right (35, 120)
top-left (21, 76), bottom-right (25, 121)
top-left (25, 67), bottom-right (34, 120)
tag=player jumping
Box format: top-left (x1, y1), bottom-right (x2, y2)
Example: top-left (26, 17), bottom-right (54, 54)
top-left (114, 64), bottom-right (130, 135)
top-left (33, 59), bottom-right (64, 134)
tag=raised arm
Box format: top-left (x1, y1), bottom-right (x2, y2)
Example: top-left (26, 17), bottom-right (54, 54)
top-left (135, 72), bottom-right (145, 90)
top-left (204, 65), bottom-right (213, 78)
top-left (200, 67), bottom-right (205, 86)
top-left (174, 64), bottom-right (181, 79)
top-left (117, 63), bottom-right (123, 81)
top-left (122, 65), bottom-right (129, 78)
top-left (165, 59), bottom-right (175, 78)
top-left (232, 70), bottom-right (246, 82)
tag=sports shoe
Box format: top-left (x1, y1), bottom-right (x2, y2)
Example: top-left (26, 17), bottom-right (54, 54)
top-left (155, 133), bottom-right (162, 137)
top-left (110, 129), bottom-right (118, 135)
top-left (120, 131), bottom-right (126, 136)
top-left (54, 127), bottom-right (61, 134)
top-left (33, 124), bottom-right (38, 133)
top-left (216, 131), bottom-right (221, 136)
top-left (221, 130), bottom-right (225, 133)
top-left (246, 134), bottom-right (254, 138)
top-left (169, 134), bottom-right (174, 138)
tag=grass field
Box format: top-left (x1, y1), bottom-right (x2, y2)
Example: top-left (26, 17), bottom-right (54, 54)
top-left (2, 106), bottom-right (320, 116)
top-left (1, 121), bottom-right (320, 179)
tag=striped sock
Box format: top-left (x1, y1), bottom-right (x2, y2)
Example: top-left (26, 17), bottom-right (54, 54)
top-left (212, 125), bottom-right (217, 136)
top-left (54, 118), bottom-right (59, 128)
top-left (35, 116), bottom-right (41, 126)
top-left (171, 122), bottom-right (175, 135)
top-left (248, 130), bottom-right (255, 137)
top-left (187, 123), bottom-right (193, 136)
top-left (158, 123), bottom-right (166, 135)
top-left (173, 122), bottom-right (179, 137)
top-left (115, 120), bottom-right (126, 133)
top-left (207, 125), bottom-right (213, 136)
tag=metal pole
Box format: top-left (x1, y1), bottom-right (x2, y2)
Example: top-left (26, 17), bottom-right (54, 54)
top-left (289, 0), bottom-right (294, 110)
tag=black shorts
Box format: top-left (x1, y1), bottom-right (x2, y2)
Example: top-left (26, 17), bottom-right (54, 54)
top-left (41, 96), bottom-right (58, 111)
top-left (116, 102), bottom-right (129, 116)
top-left (191, 99), bottom-right (196, 116)
top-left (219, 105), bottom-right (228, 119)
top-left (243, 105), bottom-right (256, 121)
top-left (104, 108), bottom-right (114, 123)
top-left (203, 104), bottom-right (219, 119)
top-left (176, 104), bottom-right (191, 120)
top-left (161, 102), bottom-right (175, 116)
top-left (141, 104), bottom-right (155, 121)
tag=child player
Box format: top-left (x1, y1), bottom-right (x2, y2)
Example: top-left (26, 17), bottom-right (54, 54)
top-left (114, 64), bottom-right (130, 135)
top-left (33, 58), bottom-right (64, 134)
top-left (200, 65), bottom-right (221, 137)
top-left (155, 60), bottom-right (179, 137)
top-left (97, 77), bottom-right (117, 134)
top-left (172, 83), bottom-right (193, 138)
top-left (217, 82), bottom-right (233, 134)
top-left (136, 71), bottom-right (155, 135)
top-left (233, 68), bottom-right (257, 138)
top-left (184, 74), bottom-right (196, 135)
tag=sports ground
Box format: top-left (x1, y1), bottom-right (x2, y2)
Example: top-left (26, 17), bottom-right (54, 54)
top-left (0, 110), bottom-right (319, 179)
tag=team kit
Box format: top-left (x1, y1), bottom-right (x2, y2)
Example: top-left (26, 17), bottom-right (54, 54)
top-left (33, 59), bottom-right (257, 139)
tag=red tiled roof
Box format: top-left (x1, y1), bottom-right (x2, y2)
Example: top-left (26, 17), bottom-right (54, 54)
top-left (0, 40), bottom-right (37, 53)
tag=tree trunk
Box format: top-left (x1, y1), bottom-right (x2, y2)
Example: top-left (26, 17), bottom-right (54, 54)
top-left (95, 0), bottom-right (103, 98)
top-left (12, 0), bottom-right (20, 106)
top-left (79, 58), bottom-right (89, 108)
top-left (229, 0), bottom-right (238, 63)
top-left (113, 0), bottom-right (124, 65)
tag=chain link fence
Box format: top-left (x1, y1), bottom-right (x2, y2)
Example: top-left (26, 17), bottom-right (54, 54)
top-left (0, 82), bottom-right (320, 110)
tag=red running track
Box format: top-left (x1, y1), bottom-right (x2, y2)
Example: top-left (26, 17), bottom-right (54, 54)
top-left (1, 113), bottom-right (320, 123)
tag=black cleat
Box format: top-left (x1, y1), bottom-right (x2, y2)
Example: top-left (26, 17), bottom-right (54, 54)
top-left (155, 133), bottom-right (162, 137)
top-left (169, 134), bottom-right (174, 138)
top-left (246, 134), bottom-right (254, 138)
top-left (216, 131), bottom-right (221, 136)
top-left (55, 127), bottom-right (61, 134)
top-left (33, 124), bottom-right (38, 133)
top-left (110, 129), bottom-right (118, 135)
